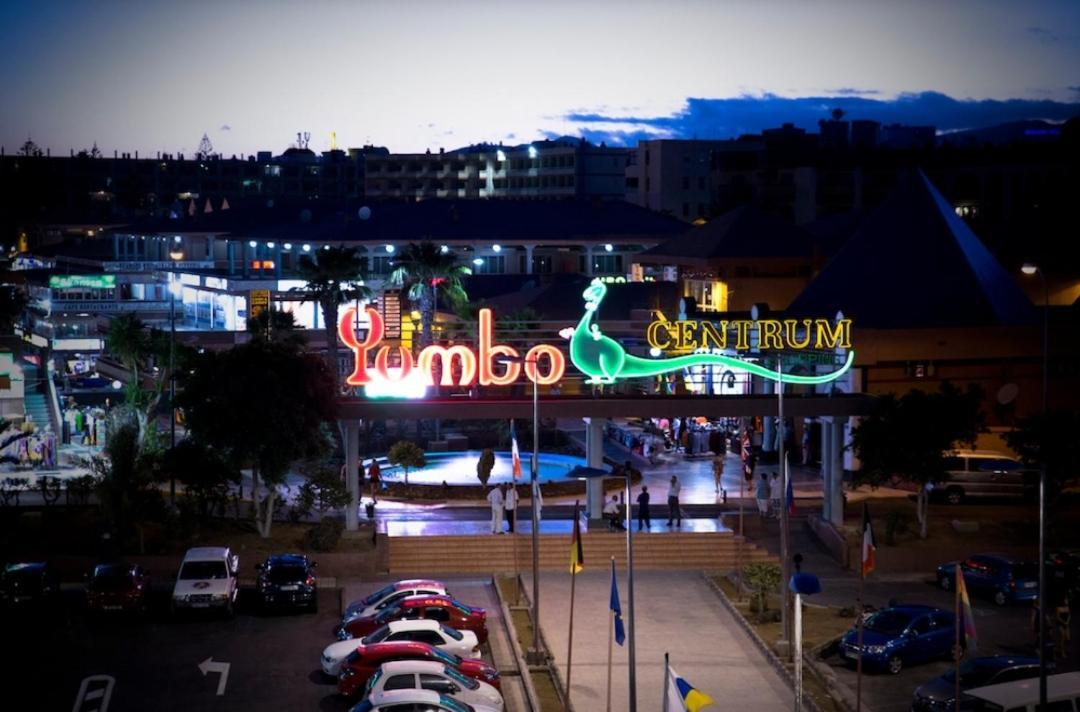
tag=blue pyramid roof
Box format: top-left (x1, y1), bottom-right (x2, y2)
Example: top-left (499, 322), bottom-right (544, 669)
top-left (787, 172), bottom-right (1035, 328)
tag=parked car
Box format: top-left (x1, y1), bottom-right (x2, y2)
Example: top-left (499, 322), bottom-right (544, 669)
top-left (255, 554), bottom-right (317, 612)
top-left (343, 579), bottom-right (449, 622)
top-left (86, 562), bottom-right (150, 614)
top-left (839, 605), bottom-right (958, 675)
top-left (362, 661), bottom-right (503, 710)
top-left (964, 671), bottom-right (1080, 712)
top-left (338, 595), bottom-right (487, 644)
top-left (322, 619), bottom-right (481, 677)
top-left (171, 547), bottom-right (239, 616)
top-left (336, 642), bottom-right (499, 698)
top-left (0, 562), bottom-right (58, 607)
top-left (911, 655), bottom-right (1041, 711)
top-left (348, 689), bottom-right (499, 712)
top-left (1047, 549), bottom-right (1080, 601)
top-left (937, 554), bottom-right (1039, 606)
top-left (939, 450), bottom-right (1034, 504)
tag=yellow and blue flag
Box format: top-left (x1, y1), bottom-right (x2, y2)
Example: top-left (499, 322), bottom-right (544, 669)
top-left (610, 559), bottom-right (625, 646)
top-left (570, 503), bottom-right (583, 574)
top-left (957, 567), bottom-right (978, 652)
top-left (666, 665), bottom-right (714, 712)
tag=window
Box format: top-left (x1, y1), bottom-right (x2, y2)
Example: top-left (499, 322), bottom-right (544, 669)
top-left (908, 617), bottom-right (932, 636)
top-left (440, 625), bottom-right (464, 641)
top-left (944, 457), bottom-right (966, 471)
top-left (426, 607), bottom-right (451, 622)
top-left (179, 561), bottom-right (227, 579)
top-left (682, 202), bottom-right (690, 217)
top-left (592, 254), bottom-right (623, 275)
top-left (975, 458), bottom-right (1021, 472)
top-left (682, 177), bottom-right (690, 190)
top-left (382, 674), bottom-right (415, 691)
top-left (420, 673), bottom-right (454, 693)
top-left (930, 612), bottom-right (952, 628)
top-left (370, 256), bottom-right (393, 275)
top-left (471, 255), bottom-right (505, 273)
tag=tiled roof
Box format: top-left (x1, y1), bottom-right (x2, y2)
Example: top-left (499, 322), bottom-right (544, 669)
top-left (636, 205), bottom-right (816, 264)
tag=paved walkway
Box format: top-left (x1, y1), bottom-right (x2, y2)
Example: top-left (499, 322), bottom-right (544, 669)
top-left (525, 569), bottom-right (792, 711)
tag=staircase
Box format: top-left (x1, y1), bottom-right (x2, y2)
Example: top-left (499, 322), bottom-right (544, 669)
top-left (388, 531), bottom-right (777, 574)
top-left (21, 364), bottom-right (53, 431)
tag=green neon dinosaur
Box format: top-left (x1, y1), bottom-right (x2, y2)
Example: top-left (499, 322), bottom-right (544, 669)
top-left (568, 279), bottom-right (855, 385)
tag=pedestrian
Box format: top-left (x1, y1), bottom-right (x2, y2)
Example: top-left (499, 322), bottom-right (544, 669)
top-left (769, 472), bottom-right (782, 519)
top-left (487, 484), bottom-right (504, 534)
top-left (666, 475), bottom-right (681, 527)
top-left (604, 495), bottom-right (625, 531)
top-left (368, 459), bottom-right (381, 501)
top-left (636, 486), bottom-right (651, 531)
top-left (712, 456), bottom-right (724, 494)
top-left (755, 472), bottom-right (770, 518)
top-left (504, 483), bottom-right (519, 533)
top-left (1056, 595), bottom-right (1072, 660)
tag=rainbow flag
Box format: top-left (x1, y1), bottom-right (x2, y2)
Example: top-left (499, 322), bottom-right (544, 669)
top-left (665, 665), bottom-right (714, 712)
top-left (957, 567), bottom-right (978, 652)
top-left (570, 504), bottom-right (584, 574)
top-left (510, 419), bottom-right (522, 480)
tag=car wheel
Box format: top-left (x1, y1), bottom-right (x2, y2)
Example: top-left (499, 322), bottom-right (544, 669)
top-left (887, 655), bottom-right (903, 675)
top-left (993, 590), bottom-right (1007, 606)
top-left (946, 488), bottom-right (964, 505)
top-left (939, 574), bottom-right (952, 591)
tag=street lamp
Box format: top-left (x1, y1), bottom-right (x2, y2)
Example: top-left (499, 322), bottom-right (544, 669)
top-left (168, 248), bottom-right (184, 507)
top-left (1021, 262), bottom-right (1049, 708)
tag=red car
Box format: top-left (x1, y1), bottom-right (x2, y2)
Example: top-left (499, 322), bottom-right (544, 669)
top-left (86, 562), bottom-right (150, 614)
top-left (336, 641), bottom-right (499, 698)
top-left (337, 595), bottom-right (488, 644)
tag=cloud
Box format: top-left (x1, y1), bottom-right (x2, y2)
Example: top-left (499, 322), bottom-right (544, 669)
top-left (220, 124), bottom-right (231, 131)
top-left (826, 88), bottom-right (880, 96)
top-left (1027, 26), bottom-right (1080, 45)
top-left (563, 91), bottom-right (1080, 145)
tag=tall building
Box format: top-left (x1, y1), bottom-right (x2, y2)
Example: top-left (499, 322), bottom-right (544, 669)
top-left (625, 139), bottom-right (728, 221)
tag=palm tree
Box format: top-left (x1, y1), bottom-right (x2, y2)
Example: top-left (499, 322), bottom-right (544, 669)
top-left (389, 242), bottom-right (471, 347)
top-left (106, 313), bottom-right (151, 385)
top-left (294, 246), bottom-right (371, 377)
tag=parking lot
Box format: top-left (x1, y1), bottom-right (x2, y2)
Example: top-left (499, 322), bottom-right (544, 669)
top-left (10, 579), bottom-right (518, 712)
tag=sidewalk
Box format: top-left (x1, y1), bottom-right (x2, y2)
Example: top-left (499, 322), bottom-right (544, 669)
top-left (525, 569), bottom-right (792, 711)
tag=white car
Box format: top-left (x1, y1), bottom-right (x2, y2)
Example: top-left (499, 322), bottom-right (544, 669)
top-left (363, 666), bottom-right (503, 711)
top-left (171, 547), bottom-right (239, 615)
top-left (343, 579), bottom-right (448, 622)
top-left (322, 619), bottom-right (481, 676)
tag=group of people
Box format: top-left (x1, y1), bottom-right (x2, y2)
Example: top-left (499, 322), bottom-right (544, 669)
top-left (754, 471), bottom-right (784, 519)
top-left (486, 482), bottom-right (531, 534)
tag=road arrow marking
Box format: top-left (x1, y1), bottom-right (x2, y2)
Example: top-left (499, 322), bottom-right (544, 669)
top-left (72, 675), bottom-right (115, 712)
top-left (198, 657), bottom-right (230, 696)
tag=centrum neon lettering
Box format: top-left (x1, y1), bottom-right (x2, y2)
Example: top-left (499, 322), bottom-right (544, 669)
top-left (338, 306), bottom-right (566, 391)
top-left (571, 279), bottom-right (854, 385)
top-left (645, 317), bottom-right (854, 352)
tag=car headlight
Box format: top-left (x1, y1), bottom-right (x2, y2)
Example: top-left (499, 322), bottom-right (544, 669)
top-left (336, 628), bottom-right (351, 641)
top-left (864, 645), bottom-right (887, 655)
top-left (214, 593), bottom-right (229, 600)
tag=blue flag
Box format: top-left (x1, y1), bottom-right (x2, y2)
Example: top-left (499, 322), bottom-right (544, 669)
top-left (610, 559), bottom-right (625, 646)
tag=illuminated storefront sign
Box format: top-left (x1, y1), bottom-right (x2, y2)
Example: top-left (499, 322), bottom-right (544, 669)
top-left (48, 275), bottom-right (116, 290)
top-left (645, 317), bottom-right (851, 351)
top-left (338, 306), bottom-right (566, 392)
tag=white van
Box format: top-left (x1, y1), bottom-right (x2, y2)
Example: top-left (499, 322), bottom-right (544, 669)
top-left (171, 547), bottom-right (240, 616)
top-left (941, 450), bottom-right (1034, 504)
top-left (966, 671), bottom-right (1080, 711)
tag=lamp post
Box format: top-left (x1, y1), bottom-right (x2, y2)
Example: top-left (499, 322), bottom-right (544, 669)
top-left (168, 246), bottom-right (184, 507)
top-left (1021, 262), bottom-right (1049, 708)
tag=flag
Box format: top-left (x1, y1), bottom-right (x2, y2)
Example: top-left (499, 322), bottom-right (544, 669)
top-left (570, 505), bottom-right (583, 574)
top-left (861, 503), bottom-right (876, 577)
top-left (510, 419), bottom-right (522, 480)
top-left (187, 199), bottom-right (195, 216)
top-left (740, 430), bottom-right (750, 463)
top-left (221, 197), bottom-right (230, 211)
top-left (665, 665), bottom-right (713, 712)
top-left (786, 472), bottom-right (796, 515)
top-left (204, 198), bottom-right (213, 213)
top-left (957, 567), bottom-right (978, 652)
top-left (610, 559), bottom-right (625, 646)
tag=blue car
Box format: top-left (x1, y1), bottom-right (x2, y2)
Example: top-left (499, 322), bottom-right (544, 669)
top-left (936, 553), bottom-right (1039, 606)
top-left (839, 605), bottom-right (958, 675)
top-left (911, 655), bottom-right (1041, 711)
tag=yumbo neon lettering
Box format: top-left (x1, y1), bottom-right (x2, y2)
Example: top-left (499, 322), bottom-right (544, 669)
top-left (338, 306), bottom-right (566, 389)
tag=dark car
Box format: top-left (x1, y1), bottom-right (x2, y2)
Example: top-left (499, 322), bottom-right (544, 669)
top-left (937, 554), bottom-right (1039, 606)
top-left (911, 655), bottom-right (1041, 711)
top-left (337, 595), bottom-right (487, 644)
top-left (0, 562), bottom-right (58, 607)
top-left (86, 562), bottom-right (150, 614)
top-left (336, 641), bottom-right (499, 698)
top-left (255, 554), bottom-right (317, 611)
top-left (1047, 550), bottom-right (1080, 601)
top-left (840, 605), bottom-right (958, 675)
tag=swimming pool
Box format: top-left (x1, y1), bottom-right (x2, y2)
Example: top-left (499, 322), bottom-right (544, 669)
top-left (373, 450), bottom-right (586, 486)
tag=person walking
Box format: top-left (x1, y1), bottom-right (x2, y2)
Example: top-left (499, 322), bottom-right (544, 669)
top-left (769, 472), bottom-right (782, 520)
top-left (1056, 595), bottom-right (1072, 660)
top-left (666, 475), bottom-right (682, 527)
top-left (712, 456), bottom-right (724, 494)
top-left (636, 486), bottom-right (651, 531)
top-left (604, 495), bottom-right (625, 531)
top-left (504, 483), bottom-right (519, 533)
top-left (487, 484), bottom-right (505, 534)
top-left (755, 472), bottom-right (771, 519)
top-left (368, 459), bottom-right (381, 501)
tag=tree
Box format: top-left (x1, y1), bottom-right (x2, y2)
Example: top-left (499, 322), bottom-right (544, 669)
top-left (93, 407), bottom-right (165, 543)
top-left (477, 448), bottom-right (495, 486)
top-left (743, 562), bottom-right (781, 618)
top-left (387, 440), bottom-right (425, 485)
top-left (293, 246), bottom-right (371, 378)
top-left (850, 382), bottom-right (985, 539)
top-left (295, 463), bottom-right (351, 520)
top-left (246, 307), bottom-right (306, 348)
top-left (162, 439), bottom-right (238, 522)
top-left (389, 242), bottom-right (471, 347)
top-left (177, 338), bottom-right (337, 537)
top-left (106, 313), bottom-right (152, 392)
top-left (1004, 409), bottom-right (1080, 499)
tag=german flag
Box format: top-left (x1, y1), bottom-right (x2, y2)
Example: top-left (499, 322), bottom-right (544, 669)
top-left (570, 502), bottom-right (584, 574)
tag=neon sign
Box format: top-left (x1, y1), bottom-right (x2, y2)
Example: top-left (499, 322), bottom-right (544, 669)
top-left (646, 317), bottom-right (852, 351)
top-left (338, 306), bottom-right (566, 390)
top-left (569, 280), bottom-right (854, 385)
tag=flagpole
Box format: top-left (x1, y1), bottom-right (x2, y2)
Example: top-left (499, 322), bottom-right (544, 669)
top-left (566, 501), bottom-right (580, 712)
top-left (662, 651), bottom-right (670, 712)
top-left (607, 556), bottom-right (615, 712)
top-left (625, 470), bottom-right (638, 712)
top-left (778, 356), bottom-right (792, 653)
top-left (855, 560), bottom-right (865, 712)
top-left (955, 567), bottom-right (961, 710)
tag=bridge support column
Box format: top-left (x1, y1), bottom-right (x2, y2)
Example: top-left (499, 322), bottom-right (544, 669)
top-left (583, 417), bottom-right (606, 522)
top-left (821, 418), bottom-right (845, 527)
top-left (344, 419), bottom-right (360, 531)
top-left (762, 378), bottom-right (775, 455)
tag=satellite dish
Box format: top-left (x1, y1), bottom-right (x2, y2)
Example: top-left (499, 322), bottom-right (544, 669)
top-left (997, 383), bottom-right (1019, 405)
top-left (358, 206), bottom-right (372, 220)
top-left (299, 208), bottom-right (312, 223)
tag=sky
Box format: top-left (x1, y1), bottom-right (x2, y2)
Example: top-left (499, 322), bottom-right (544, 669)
top-left (1, 0), bottom-right (1078, 156)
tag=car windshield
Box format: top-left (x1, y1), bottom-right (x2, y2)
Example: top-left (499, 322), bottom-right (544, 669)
top-left (363, 625), bottom-right (390, 643)
top-left (450, 599), bottom-right (473, 615)
top-left (267, 565), bottom-right (307, 584)
top-left (440, 625), bottom-right (464, 641)
top-left (179, 561), bottom-right (228, 580)
top-left (362, 584), bottom-right (396, 605)
top-left (374, 606), bottom-right (400, 624)
top-left (437, 696), bottom-right (472, 712)
top-left (364, 668), bottom-right (383, 695)
top-left (90, 566), bottom-right (133, 591)
top-left (444, 666), bottom-right (479, 690)
top-left (430, 648), bottom-right (461, 666)
top-left (864, 610), bottom-right (911, 636)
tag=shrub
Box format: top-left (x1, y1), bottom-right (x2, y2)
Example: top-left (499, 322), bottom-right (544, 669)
top-left (477, 448), bottom-right (495, 486)
top-left (884, 509), bottom-right (911, 545)
top-left (743, 561), bottom-right (781, 619)
top-left (304, 516), bottom-right (344, 552)
top-left (387, 441), bottom-right (425, 485)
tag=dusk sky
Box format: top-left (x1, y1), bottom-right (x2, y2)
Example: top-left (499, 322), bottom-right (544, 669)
top-left (1, 0), bottom-right (1078, 156)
